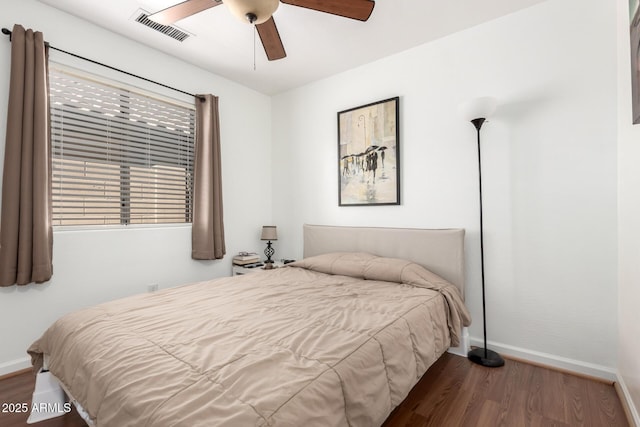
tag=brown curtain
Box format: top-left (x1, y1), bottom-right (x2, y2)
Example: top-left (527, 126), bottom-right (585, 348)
top-left (192, 94), bottom-right (225, 260)
top-left (0, 25), bottom-right (52, 286)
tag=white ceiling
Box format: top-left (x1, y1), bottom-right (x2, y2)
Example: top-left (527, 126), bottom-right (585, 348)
top-left (37, 0), bottom-right (546, 95)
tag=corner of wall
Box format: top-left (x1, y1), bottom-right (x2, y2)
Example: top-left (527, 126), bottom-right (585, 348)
top-left (615, 374), bottom-right (640, 427)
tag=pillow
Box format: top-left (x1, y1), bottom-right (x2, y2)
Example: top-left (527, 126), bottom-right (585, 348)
top-left (288, 252), bottom-right (376, 278)
top-left (289, 252), bottom-right (428, 284)
top-left (290, 251), bottom-right (456, 287)
top-left (362, 255), bottom-right (413, 283)
top-left (290, 252), bottom-right (471, 346)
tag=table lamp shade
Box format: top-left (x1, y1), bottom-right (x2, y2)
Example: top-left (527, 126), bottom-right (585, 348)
top-left (261, 226), bottom-right (277, 241)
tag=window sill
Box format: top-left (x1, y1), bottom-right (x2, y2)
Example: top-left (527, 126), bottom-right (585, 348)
top-left (53, 223), bottom-right (192, 233)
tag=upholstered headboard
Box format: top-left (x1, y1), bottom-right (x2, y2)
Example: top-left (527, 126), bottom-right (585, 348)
top-left (303, 224), bottom-right (465, 297)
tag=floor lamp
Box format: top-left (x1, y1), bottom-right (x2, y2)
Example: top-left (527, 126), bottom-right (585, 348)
top-left (459, 96), bottom-right (505, 368)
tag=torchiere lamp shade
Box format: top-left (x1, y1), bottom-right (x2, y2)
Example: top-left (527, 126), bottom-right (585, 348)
top-left (458, 96), bottom-right (497, 122)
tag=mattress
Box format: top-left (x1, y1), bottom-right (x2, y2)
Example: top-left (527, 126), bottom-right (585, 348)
top-left (28, 253), bottom-right (470, 426)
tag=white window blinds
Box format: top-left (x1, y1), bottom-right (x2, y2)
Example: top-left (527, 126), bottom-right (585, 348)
top-left (49, 66), bottom-right (195, 226)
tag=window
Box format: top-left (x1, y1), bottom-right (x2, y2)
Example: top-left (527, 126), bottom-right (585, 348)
top-left (49, 65), bottom-right (195, 226)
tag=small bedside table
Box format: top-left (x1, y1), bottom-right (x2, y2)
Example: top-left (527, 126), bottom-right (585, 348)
top-left (232, 261), bottom-right (284, 276)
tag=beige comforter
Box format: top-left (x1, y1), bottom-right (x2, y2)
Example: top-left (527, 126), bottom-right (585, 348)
top-left (28, 253), bottom-right (470, 427)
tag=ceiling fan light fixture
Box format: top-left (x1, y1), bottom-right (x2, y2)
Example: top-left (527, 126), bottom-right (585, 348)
top-left (246, 12), bottom-right (257, 24)
top-left (225, 0), bottom-right (279, 25)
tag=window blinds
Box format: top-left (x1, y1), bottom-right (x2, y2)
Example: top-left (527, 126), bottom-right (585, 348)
top-left (49, 67), bottom-right (195, 226)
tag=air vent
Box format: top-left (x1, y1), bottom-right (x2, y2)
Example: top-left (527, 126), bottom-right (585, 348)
top-left (135, 12), bottom-right (190, 42)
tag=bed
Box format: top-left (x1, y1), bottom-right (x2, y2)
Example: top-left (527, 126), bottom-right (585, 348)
top-left (27, 224), bottom-right (471, 426)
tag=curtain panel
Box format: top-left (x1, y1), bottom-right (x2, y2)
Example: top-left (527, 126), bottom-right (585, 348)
top-left (0, 24), bottom-right (53, 286)
top-left (192, 94), bottom-right (225, 260)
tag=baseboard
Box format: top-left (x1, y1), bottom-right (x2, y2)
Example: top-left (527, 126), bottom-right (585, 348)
top-left (616, 373), bottom-right (640, 427)
top-left (447, 327), bottom-right (470, 357)
top-left (469, 337), bottom-right (617, 382)
top-left (0, 356), bottom-right (32, 378)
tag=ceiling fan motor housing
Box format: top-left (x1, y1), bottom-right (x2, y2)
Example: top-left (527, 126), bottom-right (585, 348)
top-left (226, 0), bottom-right (279, 25)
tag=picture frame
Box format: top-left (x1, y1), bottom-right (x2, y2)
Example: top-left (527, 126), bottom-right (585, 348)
top-left (631, 0), bottom-right (640, 124)
top-left (337, 96), bottom-right (400, 206)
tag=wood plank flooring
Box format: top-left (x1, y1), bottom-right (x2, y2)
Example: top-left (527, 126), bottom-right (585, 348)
top-left (383, 353), bottom-right (629, 427)
top-left (0, 353), bottom-right (628, 427)
top-left (0, 369), bottom-right (85, 427)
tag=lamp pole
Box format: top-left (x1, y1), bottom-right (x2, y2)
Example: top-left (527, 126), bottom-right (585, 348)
top-left (467, 116), bottom-right (504, 368)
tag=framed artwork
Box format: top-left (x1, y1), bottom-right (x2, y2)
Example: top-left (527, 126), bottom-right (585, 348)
top-left (337, 96), bottom-right (400, 206)
top-left (631, 0), bottom-right (640, 124)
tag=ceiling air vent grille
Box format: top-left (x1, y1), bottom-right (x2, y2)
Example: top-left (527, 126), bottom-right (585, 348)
top-left (135, 13), bottom-right (190, 42)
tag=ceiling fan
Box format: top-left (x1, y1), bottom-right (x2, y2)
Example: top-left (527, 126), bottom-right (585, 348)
top-left (148, 0), bottom-right (375, 61)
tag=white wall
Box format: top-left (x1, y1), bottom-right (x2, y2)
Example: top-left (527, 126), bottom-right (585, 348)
top-left (272, 0), bottom-right (619, 377)
top-left (617, 0), bottom-right (640, 422)
top-left (0, 0), bottom-right (273, 374)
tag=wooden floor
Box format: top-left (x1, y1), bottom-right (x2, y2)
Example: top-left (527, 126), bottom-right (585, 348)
top-left (383, 353), bottom-right (629, 427)
top-left (0, 369), bottom-right (86, 427)
top-left (0, 353), bottom-right (628, 427)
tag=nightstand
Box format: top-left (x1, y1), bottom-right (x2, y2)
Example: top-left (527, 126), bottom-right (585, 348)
top-left (232, 261), bottom-right (284, 276)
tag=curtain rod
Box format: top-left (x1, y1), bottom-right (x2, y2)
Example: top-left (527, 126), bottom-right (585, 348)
top-left (1, 27), bottom-right (204, 101)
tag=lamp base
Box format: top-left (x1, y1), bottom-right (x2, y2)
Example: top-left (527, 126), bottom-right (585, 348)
top-left (468, 347), bottom-right (505, 367)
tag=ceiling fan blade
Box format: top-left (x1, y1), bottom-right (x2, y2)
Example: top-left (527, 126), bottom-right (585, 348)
top-left (281, 0), bottom-right (374, 21)
top-left (148, 0), bottom-right (223, 26)
top-left (256, 17), bottom-right (286, 61)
